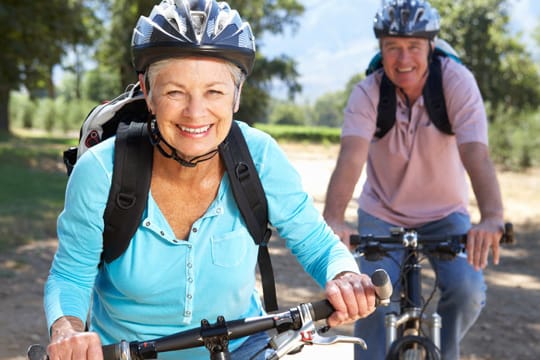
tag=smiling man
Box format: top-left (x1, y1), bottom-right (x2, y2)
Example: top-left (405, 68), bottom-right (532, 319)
top-left (323, 1), bottom-right (505, 359)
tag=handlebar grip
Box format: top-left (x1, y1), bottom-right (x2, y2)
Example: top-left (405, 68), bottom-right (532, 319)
top-left (102, 343), bottom-right (120, 360)
top-left (310, 299), bottom-right (335, 321)
top-left (502, 222), bottom-right (516, 244)
top-left (371, 268), bottom-right (392, 303)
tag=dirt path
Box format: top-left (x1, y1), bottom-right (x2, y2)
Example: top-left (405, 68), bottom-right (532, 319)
top-left (1, 143), bottom-right (539, 359)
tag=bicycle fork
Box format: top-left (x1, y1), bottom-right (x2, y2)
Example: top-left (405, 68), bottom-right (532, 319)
top-left (384, 309), bottom-right (442, 352)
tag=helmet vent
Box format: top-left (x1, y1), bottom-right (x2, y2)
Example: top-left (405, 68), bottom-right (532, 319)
top-left (190, 10), bottom-right (207, 40)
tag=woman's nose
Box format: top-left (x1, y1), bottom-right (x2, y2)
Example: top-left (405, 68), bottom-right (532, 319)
top-left (182, 94), bottom-right (207, 118)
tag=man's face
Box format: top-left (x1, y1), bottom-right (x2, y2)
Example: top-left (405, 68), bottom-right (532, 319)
top-left (380, 37), bottom-right (432, 98)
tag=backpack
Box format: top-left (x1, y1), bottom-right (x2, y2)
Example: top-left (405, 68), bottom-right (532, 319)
top-left (63, 83), bottom-right (278, 312)
top-left (365, 39), bottom-right (462, 138)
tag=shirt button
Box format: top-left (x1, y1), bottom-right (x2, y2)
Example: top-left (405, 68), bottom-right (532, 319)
top-left (185, 311), bottom-right (191, 316)
top-left (188, 277), bottom-right (193, 283)
top-left (187, 263), bottom-right (193, 268)
top-left (216, 207), bottom-right (222, 214)
top-left (192, 227), bottom-right (198, 233)
top-left (160, 231), bottom-right (165, 236)
top-left (187, 294), bottom-right (192, 299)
top-left (145, 221), bottom-right (151, 226)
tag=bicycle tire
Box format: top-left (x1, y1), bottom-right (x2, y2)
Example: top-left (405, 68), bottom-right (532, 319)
top-left (386, 335), bottom-right (441, 360)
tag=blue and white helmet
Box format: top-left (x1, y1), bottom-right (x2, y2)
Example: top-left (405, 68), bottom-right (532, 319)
top-left (374, 0), bottom-right (440, 40)
top-left (132, 0), bottom-right (256, 75)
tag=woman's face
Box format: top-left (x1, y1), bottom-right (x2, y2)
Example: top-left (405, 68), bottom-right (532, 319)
top-left (143, 57), bottom-right (241, 159)
top-left (380, 37), bottom-right (431, 98)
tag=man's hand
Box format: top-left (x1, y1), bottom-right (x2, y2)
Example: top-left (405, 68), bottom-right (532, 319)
top-left (325, 272), bottom-right (376, 327)
top-left (326, 220), bottom-right (356, 250)
top-left (466, 219), bottom-right (504, 271)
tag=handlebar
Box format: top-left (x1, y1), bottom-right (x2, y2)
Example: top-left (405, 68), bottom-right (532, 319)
top-left (350, 222), bottom-right (515, 260)
top-left (102, 300), bottom-right (337, 359)
top-left (29, 270), bottom-right (392, 360)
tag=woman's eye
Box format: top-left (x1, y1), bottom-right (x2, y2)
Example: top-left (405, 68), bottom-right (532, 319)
top-left (209, 89), bottom-right (224, 96)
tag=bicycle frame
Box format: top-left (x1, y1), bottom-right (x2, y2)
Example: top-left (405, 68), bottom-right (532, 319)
top-left (351, 223), bottom-right (514, 360)
top-left (383, 231), bottom-right (442, 356)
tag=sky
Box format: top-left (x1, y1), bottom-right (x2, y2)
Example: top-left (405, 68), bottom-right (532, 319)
top-left (262, 0), bottom-right (540, 102)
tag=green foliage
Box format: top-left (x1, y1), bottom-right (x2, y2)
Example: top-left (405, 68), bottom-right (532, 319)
top-left (82, 68), bottom-right (122, 103)
top-left (255, 123), bottom-right (341, 143)
top-left (9, 92), bottom-right (95, 134)
top-left (431, 0), bottom-right (540, 115)
top-left (268, 100), bottom-right (307, 125)
top-left (488, 108), bottom-right (540, 170)
top-left (9, 93), bottom-right (37, 129)
top-left (0, 134), bottom-right (68, 250)
top-left (312, 91), bottom-right (347, 127)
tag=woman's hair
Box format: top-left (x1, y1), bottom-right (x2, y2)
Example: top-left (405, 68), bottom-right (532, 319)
top-left (144, 57), bottom-right (245, 102)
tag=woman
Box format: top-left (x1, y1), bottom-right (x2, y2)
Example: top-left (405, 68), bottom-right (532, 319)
top-left (44, 1), bottom-right (376, 359)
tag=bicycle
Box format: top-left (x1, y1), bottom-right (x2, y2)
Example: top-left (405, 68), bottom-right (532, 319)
top-left (27, 269), bottom-right (392, 360)
top-left (350, 223), bottom-right (515, 360)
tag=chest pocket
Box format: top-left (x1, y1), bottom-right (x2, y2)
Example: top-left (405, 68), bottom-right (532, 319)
top-left (211, 228), bottom-right (251, 267)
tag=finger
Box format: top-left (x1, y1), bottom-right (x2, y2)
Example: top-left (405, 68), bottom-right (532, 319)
top-left (466, 231), bottom-right (475, 266)
top-left (491, 236), bottom-right (500, 266)
top-left (473, 232), bottom-right (484, 270)
top-left (325, 280), bottom-right (348, 325)
top-left (480, 236), bottom-right (491, 269)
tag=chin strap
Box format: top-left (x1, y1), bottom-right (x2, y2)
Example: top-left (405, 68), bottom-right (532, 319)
top-left (147, 115), bottom-right (219, 167)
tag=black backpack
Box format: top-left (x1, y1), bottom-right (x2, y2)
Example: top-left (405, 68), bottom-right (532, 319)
top-left (63, 83), bottom-right (278, 312)
top-left (365, 41), bottom-right (462, 139)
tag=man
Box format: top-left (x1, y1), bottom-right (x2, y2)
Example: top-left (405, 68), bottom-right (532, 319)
top-left (323, 1), bottom-right (504, 359)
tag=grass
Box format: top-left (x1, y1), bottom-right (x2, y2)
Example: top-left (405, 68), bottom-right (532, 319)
top-left (0, 131), bottom-right (73, 251)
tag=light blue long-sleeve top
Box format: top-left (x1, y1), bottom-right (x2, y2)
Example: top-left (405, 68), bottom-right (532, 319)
top-left (44, 121), bottom-right (359, 359)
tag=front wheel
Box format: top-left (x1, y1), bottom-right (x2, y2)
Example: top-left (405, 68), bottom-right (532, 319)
top-left (386, 335), bottom-right (441, 360)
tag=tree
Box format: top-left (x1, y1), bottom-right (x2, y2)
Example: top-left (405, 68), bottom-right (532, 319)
top-left (431, 0), bottom-right (540, 115)
top-left (0, 0), bottom-right (101, 133)
top-left (96, 0), bottom-right (304, 125)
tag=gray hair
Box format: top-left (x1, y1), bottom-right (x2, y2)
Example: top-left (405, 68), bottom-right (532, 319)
top-left (144, 57), bottom-right (246, 101)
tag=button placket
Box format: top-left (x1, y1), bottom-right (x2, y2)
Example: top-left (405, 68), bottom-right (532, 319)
top-left (184, 243), bottom-right (195, 323)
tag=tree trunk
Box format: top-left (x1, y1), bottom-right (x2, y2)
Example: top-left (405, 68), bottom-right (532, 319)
top-left (0, 85), bottom-right (10, 133)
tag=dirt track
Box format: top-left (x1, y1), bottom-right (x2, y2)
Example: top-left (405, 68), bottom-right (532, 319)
top-left (1, 143), bottom-right (539, 359)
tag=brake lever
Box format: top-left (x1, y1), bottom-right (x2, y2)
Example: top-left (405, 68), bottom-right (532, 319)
top-left (266, 303), bottom-right (367, 360)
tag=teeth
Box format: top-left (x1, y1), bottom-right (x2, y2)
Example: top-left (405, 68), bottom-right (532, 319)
top-left (180, 125), bottom-right (210, 134)
top-left (398, 67), bottom-right (413, 72)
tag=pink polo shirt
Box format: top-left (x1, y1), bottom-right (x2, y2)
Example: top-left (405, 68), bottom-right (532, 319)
top-left (342, 57), bottom-right (488, 227)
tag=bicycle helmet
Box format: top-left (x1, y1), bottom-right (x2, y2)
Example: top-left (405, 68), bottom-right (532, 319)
top-left (373, 0), bottom-right (440, 40)
top-left (132, 0), bottom-right (256, 75)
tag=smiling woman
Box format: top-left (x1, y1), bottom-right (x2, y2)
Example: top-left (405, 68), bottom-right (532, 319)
top-left (42, 1), bottom-right (377, 360)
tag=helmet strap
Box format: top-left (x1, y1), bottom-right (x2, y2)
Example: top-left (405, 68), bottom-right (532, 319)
top-left (147, 115), bottom-right (219, 168)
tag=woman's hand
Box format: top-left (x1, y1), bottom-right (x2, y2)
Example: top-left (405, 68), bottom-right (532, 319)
top-left (47, 316), bottom-right (103, 360)
top-left (324, 272), bottom-right (376, 327)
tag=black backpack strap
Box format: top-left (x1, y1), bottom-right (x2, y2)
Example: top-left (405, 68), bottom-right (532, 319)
top-left (375, 56), bottom-right (453, 138)
top-left (375, 72), bottom-right (397, 139)
top-left (423, 56), bottom-right (453, 135)
top-left (218, 122), bottom-right (277, 312)
top-left (102, 121), bottom-right (153, 263)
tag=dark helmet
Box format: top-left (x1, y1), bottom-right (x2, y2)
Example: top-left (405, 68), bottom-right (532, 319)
top-left (373, 0), bottom-right (440, 40)
top-left (131, 0), bottom-right (256, 75)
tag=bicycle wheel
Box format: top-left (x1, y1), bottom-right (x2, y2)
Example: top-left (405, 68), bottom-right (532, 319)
top-left (386, 335), bottom-right (441, 360)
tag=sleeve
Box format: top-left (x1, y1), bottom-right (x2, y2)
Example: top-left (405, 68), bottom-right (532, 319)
top-left (341, 74), bottom-right (380, 140)
top-left (442, 59), bottom-right (489, 145)
top-left (241, 124), bottom-right (359, 288)
top-left (44, 146), bottom-right (112, 331)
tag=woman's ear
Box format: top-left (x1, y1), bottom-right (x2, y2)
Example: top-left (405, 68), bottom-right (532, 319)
top-left (138, 73), bottom-right (153, 113)
top-left (233, 82), bottom-right (244, 113)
